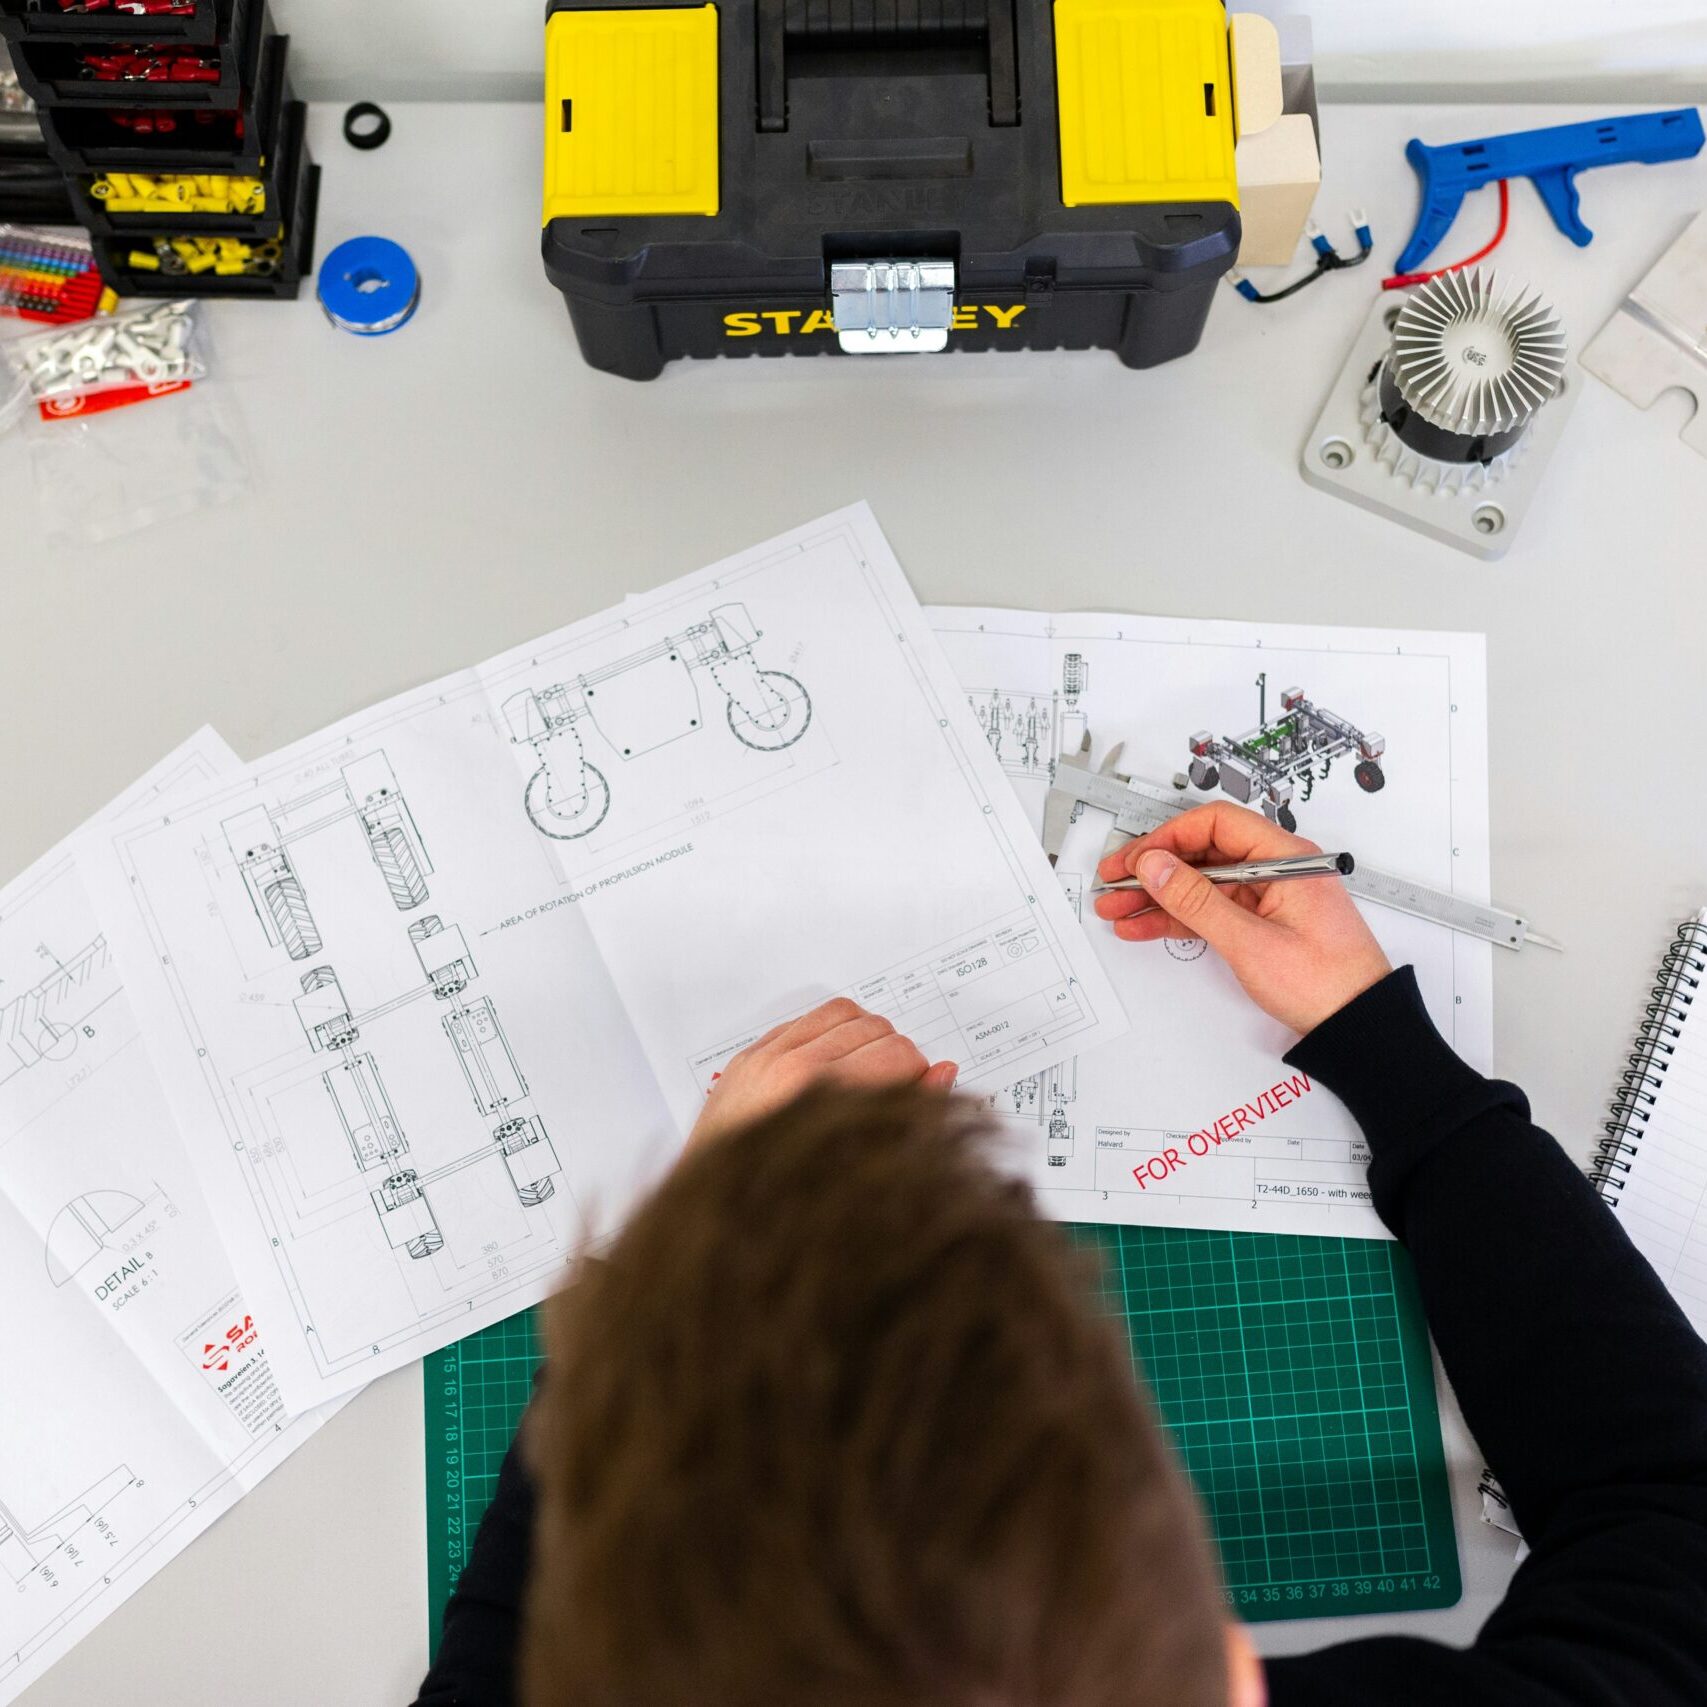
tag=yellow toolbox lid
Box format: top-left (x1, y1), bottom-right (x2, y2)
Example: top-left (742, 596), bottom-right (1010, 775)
top-left (543, 5), bottom-right (720, 222)
top-left (1054, 0), bottom-right (1238, 209)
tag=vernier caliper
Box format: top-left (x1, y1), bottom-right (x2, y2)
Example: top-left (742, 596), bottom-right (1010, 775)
top-left (1043, 735), bottom-right (1562, 953)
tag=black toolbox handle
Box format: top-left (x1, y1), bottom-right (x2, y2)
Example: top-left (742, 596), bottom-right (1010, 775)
top-left (756, 0), bottom-right (1018, 132)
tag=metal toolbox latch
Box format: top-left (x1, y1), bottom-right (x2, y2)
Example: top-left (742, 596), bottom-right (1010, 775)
top-left (829, 259), bottom-right (956, 354)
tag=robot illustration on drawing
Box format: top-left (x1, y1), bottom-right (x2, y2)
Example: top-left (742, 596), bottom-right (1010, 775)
top-left (502, 603), bottom-right (812, 841)
top-left (1186, 673), bottom-right (1386, 833)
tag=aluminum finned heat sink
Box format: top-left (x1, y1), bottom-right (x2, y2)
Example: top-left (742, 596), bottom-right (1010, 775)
top-left (1300, 267), bottom-right (1578, 558)
top-left (1382, 270), bottom-right (1567, 459)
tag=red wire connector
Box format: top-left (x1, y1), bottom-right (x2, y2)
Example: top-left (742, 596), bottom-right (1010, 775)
top-left (80, 47), bottom-right (220, 82)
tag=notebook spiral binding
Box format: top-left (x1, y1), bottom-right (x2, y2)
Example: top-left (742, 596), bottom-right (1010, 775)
top-left (1589, 917), bottom-right (1707, 1202)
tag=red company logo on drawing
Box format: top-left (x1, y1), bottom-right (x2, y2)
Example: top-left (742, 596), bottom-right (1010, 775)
top-left (1132, 1073), bottom-right (1313, 1189)
top-left (202, 1313), bottom-right (259, 1373)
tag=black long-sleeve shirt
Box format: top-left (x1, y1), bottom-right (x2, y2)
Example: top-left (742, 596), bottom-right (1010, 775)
top-left (415, 968), bottom-right (1707, 1706)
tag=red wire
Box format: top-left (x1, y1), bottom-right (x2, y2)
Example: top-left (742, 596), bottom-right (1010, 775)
top-left (1381, 179), bottom-right (1511, 290)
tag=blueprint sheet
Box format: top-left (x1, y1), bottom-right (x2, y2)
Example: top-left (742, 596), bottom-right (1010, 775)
top-left (88, 508), bottom-right (1126, 1409)
top-left (930, 608), bottom-right (1493, 1241)
top-left (0, 732), bottom-right (339, 1706)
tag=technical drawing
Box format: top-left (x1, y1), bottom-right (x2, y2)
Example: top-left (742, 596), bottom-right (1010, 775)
top-left (1187, 673), bottom-right (1386, 832)
top-left (224, 753), bottom-right (432, 962)
top-left (1009, 1059), bottom-right (1079, 1167)
top-left (966, 653), bottom-right (1093, 785)
top-left (969, 690), bottom-right (1057, 780)
top-left (1062, 651), bottom-right (1088, 706)
top-left (290, 915), bottom-right (561, 1264)
top-left (327, 1052), bottom-right (406, 1171)
top-left (372, 1170), bottom-right (442, 1260)
top-left (446, 1000), bottom-right (526, 1116)
top-left (503, 603), bottom-right (813, 840)
top-left (0, 1467), bottom-right (136, 1585)
top-left (491, 1116), bottom-right (559, 1207)
top-left (1058, 655), bottom-right (1090, 774)
top-left (1002, 871), bottom-right (1081, 1167)
top-left (43, 1190), bottom-right (147, 1288)
top-left (0, 934), bottom-right (116, 1086)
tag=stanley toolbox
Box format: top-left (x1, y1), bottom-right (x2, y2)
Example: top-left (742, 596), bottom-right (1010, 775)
top-left (542, 0), bottom-right (1253, 379)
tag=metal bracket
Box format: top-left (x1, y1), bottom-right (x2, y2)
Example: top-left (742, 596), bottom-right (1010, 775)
top-left (1582, 209), bottom-right (1707, 461)
top-left (830, 259), bottom-right (955, 354)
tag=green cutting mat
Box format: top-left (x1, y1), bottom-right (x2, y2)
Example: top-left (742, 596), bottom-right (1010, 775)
top-left (425, 1226), bottom-right (1459, 1649)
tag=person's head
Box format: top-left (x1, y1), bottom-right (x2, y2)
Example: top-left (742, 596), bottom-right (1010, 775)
top-left (523, 1086), bottom-right (1264, 1707)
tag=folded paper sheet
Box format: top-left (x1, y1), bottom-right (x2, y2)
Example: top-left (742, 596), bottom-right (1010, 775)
top-left (87, 509), bottom-right (1126, 1409)
top-left (0, 731), bottom-right (341, 1707)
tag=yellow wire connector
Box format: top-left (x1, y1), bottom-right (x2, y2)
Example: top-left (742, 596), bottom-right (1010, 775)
top-left (127, 233), bottom-right (284, 278)
top-left (93, 171), bottom-right (267, 216)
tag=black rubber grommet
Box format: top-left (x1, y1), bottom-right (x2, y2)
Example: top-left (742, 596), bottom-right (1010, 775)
top-left (344, 102), bottom-right (392, 151)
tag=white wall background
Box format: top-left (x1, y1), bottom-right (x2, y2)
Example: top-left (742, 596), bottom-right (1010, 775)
top-left (272, 0), bottom-right (1707, 103)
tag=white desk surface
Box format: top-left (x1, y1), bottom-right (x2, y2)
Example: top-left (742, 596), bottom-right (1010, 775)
top-left (7, 95), bottom-right (1707, 1705)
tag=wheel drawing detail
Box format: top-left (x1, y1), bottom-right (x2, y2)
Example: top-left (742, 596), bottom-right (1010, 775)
top-left (502, 607), bottom-right (812, 841)
top-left (36, 1021), bottom-right (75, 1063)
top-left (525, 764), bottom-right (612, 841)
top-left (222, 753), bottom-right (433, 962)
top-left (264, 875), bottom-right (320, 960)
top-left (726, 670), bottom-right (812, 752)
top-left (1278, 805), bottom-right (1298, 833)
top-left (1165, 936), bottom-right (1209, 962)
top-left (1354, 760), bottom-right (1386, 794)
top-left (1188, 759), bottom-right (1220, 793)
top-left (369, 825), bottom-right (428, 910)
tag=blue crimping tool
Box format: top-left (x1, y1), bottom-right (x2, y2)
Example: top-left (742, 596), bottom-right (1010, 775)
top-left (1394, 109), bottom-right (1705, 276)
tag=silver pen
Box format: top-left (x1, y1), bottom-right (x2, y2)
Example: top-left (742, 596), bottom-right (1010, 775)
top-left (1091, 851), bottom-right (1355, 894)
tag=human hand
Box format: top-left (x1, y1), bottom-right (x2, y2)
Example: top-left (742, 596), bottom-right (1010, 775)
top-left (685, 997), bottom-right (958, 1155)
top-left (1092, 801), bottom-right (1392, 1037)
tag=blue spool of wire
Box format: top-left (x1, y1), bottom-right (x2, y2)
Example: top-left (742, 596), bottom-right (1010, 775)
top-left (317, 236), bottom-right (421, 336)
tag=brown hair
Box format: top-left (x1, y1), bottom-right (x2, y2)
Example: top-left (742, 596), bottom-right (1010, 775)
top-left (523, 1086), bottom-right (1230, 1707)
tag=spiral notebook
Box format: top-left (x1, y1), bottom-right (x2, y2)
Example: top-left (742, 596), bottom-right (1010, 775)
top-left (1590, 910), bottom-right (1707, 1332)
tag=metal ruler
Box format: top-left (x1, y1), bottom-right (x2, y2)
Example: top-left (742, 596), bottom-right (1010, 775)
top-left (1044, 737), bottom-right (1560, 953)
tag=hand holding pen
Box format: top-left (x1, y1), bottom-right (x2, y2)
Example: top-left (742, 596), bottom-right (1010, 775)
top-left (1092, 803), bottom-right (1393, 1038)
